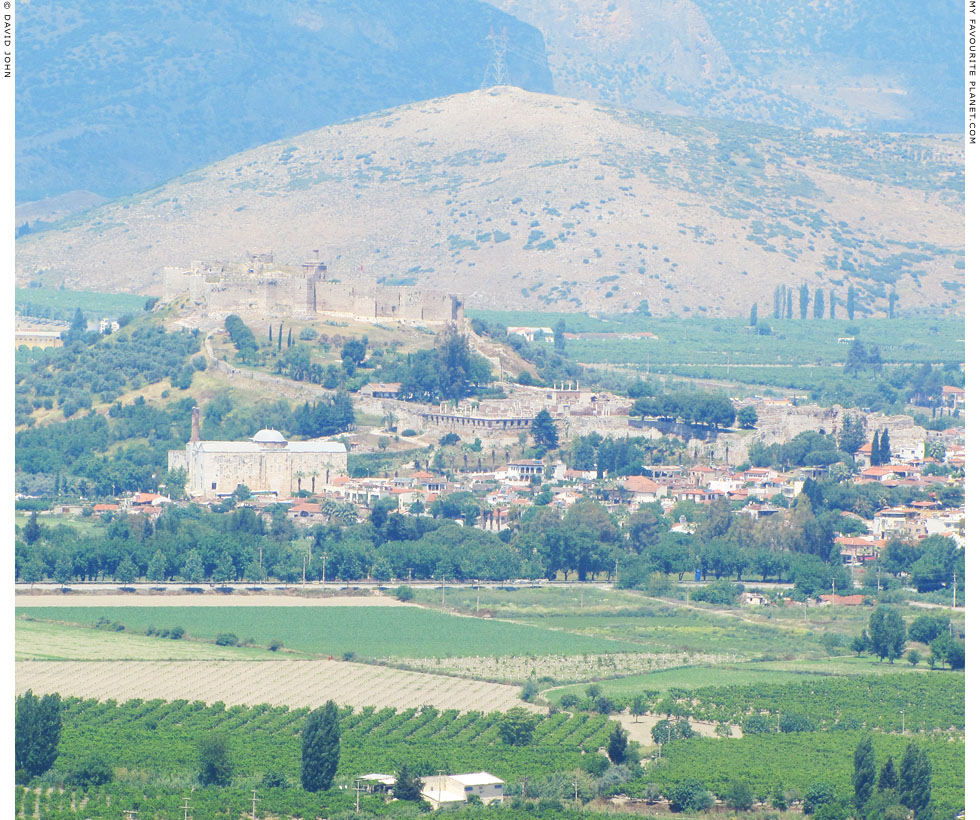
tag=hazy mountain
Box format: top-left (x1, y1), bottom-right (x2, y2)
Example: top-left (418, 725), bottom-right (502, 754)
top-left (490, 0), bottom-right (961, 133)
top-left (16, 88), bottom-right (963, 317)
top-left (15, 0), bottom-right (552, 203)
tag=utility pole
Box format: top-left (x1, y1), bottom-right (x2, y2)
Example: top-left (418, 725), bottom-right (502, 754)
top-left (408, 567), bottom-right (412, 586)
top-left (476, 583), bottom-right (480, 614)
top-left (900, 709), bottom-right (905, 735)
top-left (776, 710), bottom-right (780, 732)
top-left (354, 778), bottom-right (368, 813)
top-left (442, 575), bottom-right (446, 607)
top-left (251, 789), bottom-right (258, 820)
top-left (182, 797), bottom-right (191, 820)
top-left (321, 554), bottom-right (326, 585)
top-left (952, 571), bottom-right (956, 608)
top-left (302, 554), bottom-right (306, 586)
top-left (123, 811), bottom-right (138, 820)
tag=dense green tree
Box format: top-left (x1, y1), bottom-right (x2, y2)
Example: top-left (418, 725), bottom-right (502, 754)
top-left (868, 607), bottom-right (906, 663)
top-left (147, 549), bottom-right (168, 582)
top-left (737, 406), bottom-right (758, 429)
top-left (198, 734), bottom-right (233, 786)
top-left (728, 781), bottom-right (754, 811)
top-left (838, 413), bottom-right (867, 455)
top-left (68, 753), bottom-right (113, 787)
top-left (878, 757), bottom-right (899, 792)
top-left (607, 724), bottom-right (629, 765)
top-left (853, 735), bottom-right (877, 815)
top-left (899, 744), bottom-right (932, 820)
top-left (908, 614), bottom-right (950, 644)
top-left (804, 782), bottom-right (836, 815)
top-left (15, 691), bottom-right (62, 778)
top-left (181, 549), bottom-right (205, 583)
top-left (666, 779), bottom-right (713, 812)
top-left (851, 630), bottom-right (870, 656)
top-left (629, 694), bottom-right (647, 723)
top-left (24, 511), bottom-right (41, 544)
top-left (530, 409), bottom-right (559, 450)
top-left (393, 764), bottom-right (423, 801)
top-left (115, 554), bottom-right (137, 583)
top-left (498, 707), bottom-right (536, 746)
top-left (301, 702), bottom-right (340, 791)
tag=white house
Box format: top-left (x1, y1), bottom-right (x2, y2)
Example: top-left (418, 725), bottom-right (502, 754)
top-left (421, 772), bottom-right (505, 808)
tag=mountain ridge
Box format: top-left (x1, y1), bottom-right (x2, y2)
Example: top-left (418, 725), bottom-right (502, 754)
top-left (16, 88), bottom-right (964, 318)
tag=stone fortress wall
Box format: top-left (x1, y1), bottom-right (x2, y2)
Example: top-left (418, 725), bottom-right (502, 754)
top-left (163, 251), bottom-right (462, 324)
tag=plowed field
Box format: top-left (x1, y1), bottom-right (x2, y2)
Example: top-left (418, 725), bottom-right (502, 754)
top-left (15, 660), bottom-right (543, 712)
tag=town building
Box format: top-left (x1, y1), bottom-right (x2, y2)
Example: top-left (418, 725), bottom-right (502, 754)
top-left (420, 772), bottom-right (505, 809)
top-left (168, 408), bottom-right (346, 499)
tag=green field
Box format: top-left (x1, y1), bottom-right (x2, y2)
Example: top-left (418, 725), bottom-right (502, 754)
top-left (16, 287), bottom-right (148, 321)
top-left (16, 606), bottom-right (643, 658)
top-left (468, 313), bottom-right (964, 367)
top-left (635, 731), bottom-right (963, 820)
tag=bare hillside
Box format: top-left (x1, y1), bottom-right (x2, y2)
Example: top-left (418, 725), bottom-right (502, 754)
top-left (16, 88), bottom-right (963, 317)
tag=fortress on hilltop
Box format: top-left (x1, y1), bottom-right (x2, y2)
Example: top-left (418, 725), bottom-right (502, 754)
top-left (163, 250), bottom-right (463, 324)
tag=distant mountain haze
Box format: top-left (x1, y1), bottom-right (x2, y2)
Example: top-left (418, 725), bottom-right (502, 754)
top-left (15, 0), bottom-right (553, 202)
top-left (489, 0), bottom-right (961, 133)
top-left (16, 88), bottom-right (963, 317)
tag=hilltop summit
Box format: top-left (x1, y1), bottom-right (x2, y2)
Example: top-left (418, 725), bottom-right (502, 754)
top-left (16, 88), bottom-right (963, 317)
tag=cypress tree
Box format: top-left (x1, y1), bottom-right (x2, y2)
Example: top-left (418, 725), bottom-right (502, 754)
top-left (749, 303), bottom-right (758, 326)
top-left (287, 328), bottom-right (293, 348)
top-left (785, 287), bottom-right (793, 319)
top-left (814, 288), bottom-right (825, 318)
top-left (773, 286), bottom-right (781, 319)
top-left (870, 431), bottom-right (881, 466)
top-left (847, 285), bottom-right (857, 320)
top-left (278, 323), bottom-right (283, 351)
top-left (24, 511), bottom-right (41, 544)
top-left (799, 284), bottom-right (810, 319)
top-left (301, 701), bottom-right (340, 791)
top-left (853, 735), bottom-right (876, 815)
top-left (879, 757), bottom-right (899, 792)
top-left (889, 290), bottom-right (898, 318)
top-left (879, 429), bottom-right (891, 464)
top-left (899, 743), bottom-right (932, 820)
top-left (830, 290), bottom-right (837, 318)
top-left (607, 724), bottom-right (629, 765)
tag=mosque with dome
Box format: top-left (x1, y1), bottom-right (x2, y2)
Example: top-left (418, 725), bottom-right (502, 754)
top-left (168, 407), bottom-right (347, 499)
